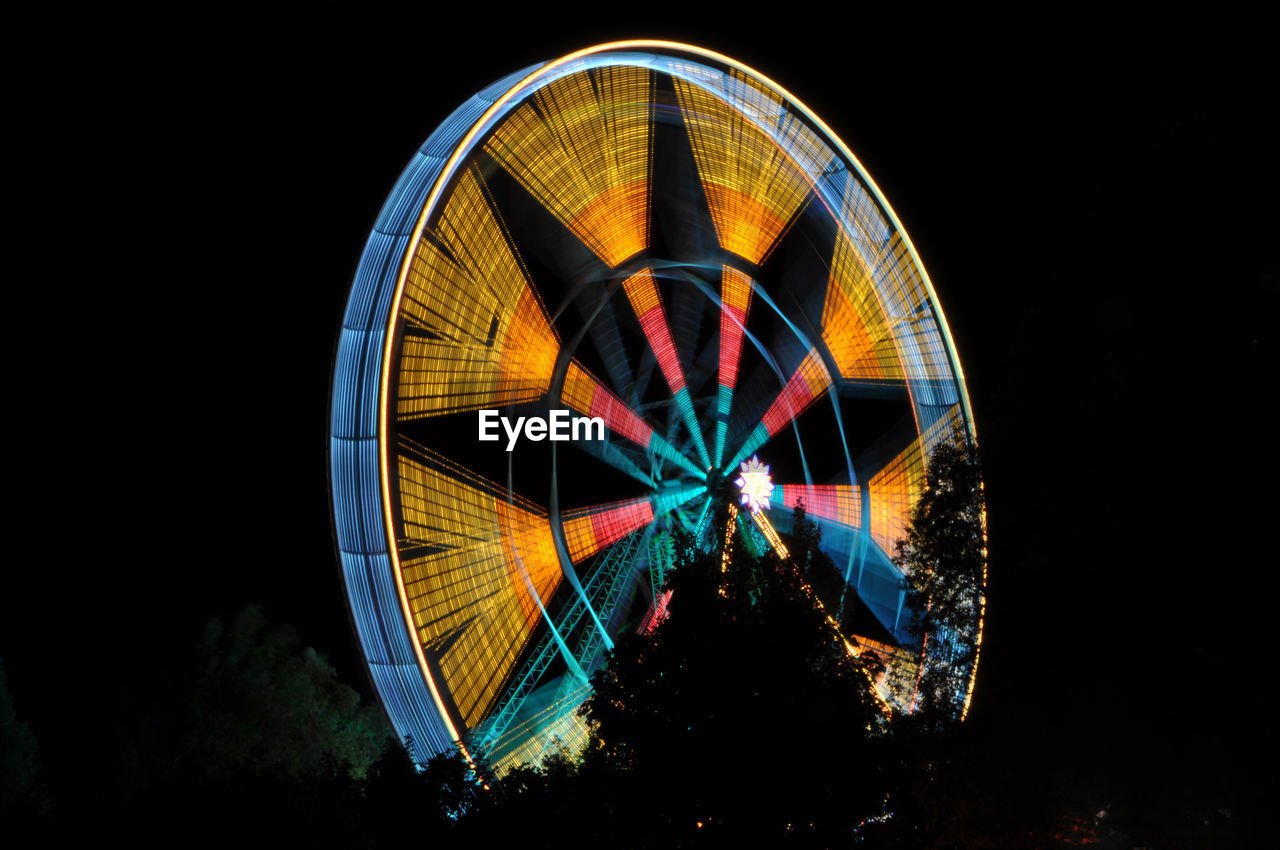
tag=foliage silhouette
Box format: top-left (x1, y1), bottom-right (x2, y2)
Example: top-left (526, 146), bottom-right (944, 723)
top-left (184, 605), bottom-right (389, 779)
top-left (572, 512), bottom-right (891, 845)
top-left (894, 438), bottom-right (985, 722)
top-left (1, 658), bottom-right (48, 819)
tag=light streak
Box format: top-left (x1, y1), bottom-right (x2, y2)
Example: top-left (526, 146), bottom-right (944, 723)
top-left (620, 269), bottom-right (711, 468)
top-left (485, 64), bottom-right (652, 268)
top-left (560, 359), bottom-right (704, 479)
top-left (714, 267), bottom-right (753, 467)
top-left (561, 498), bottom-right (654, 563)
top-left (396, 447), bottom-right (562, 729)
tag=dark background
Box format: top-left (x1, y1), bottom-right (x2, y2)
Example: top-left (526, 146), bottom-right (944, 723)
top-left (9, 11), bottom-right (1273, 822)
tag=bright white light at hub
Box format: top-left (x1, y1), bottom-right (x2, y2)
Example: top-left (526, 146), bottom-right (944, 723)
top-left (734, 455), bottom-right (774, 514)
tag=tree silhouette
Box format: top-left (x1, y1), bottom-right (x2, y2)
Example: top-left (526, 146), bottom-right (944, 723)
top-left (576, 515), bottom-right (891, 844)
top-left (184, 605), bottom-right (390, 780)
top-left (1, 658), bottom-right (47, 818)
top-left (894, 438), bottom-right (985, 721)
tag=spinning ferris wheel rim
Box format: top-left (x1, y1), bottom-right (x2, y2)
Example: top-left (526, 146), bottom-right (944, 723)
top-left (331, 40), bottom-right (983, 768)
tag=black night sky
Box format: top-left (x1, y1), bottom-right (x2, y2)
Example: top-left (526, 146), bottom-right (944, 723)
top-left (7, 12), bottom-right (1273, 835)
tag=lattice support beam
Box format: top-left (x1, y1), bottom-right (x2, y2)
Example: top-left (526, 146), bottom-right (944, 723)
top-left (470, 531), bottom-right (643, 754)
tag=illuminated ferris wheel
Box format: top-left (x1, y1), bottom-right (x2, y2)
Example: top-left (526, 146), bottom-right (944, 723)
top-left (329, 41), bottom-right (982, 772)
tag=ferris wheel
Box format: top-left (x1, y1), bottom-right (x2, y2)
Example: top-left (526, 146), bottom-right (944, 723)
top-left (330, 41), bottom-right (981, 772)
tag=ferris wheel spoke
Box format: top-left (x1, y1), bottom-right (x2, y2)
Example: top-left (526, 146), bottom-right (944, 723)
top-left (561, 482), bottom-right (706, 566)
top-left (561, 497), bottom-right (654, 565)
top-left (395, 168), bottom-right (561, 421)
top-left (620, 268), bottom-right (711, 469)
top-left (714, 266), bottom-right (754, 468)
top-left (769, 483), bottom-right (861, 529)
top-left (819, 174), bottom-right (911, 391)
top-left (861, 403), bottom-right (966, 560)
top-left (696, 492), bottom-right (716, 527)
top-left (671, 69), bottom-right (829, 267)
top-left (726, 346), bottom-right (834, 471)
top-left (483, 65), bottom-right (653, 269)
top-left (392, 444), bottom-right (563, 733)
top-left (560, 359), bottom-right (705, 480)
